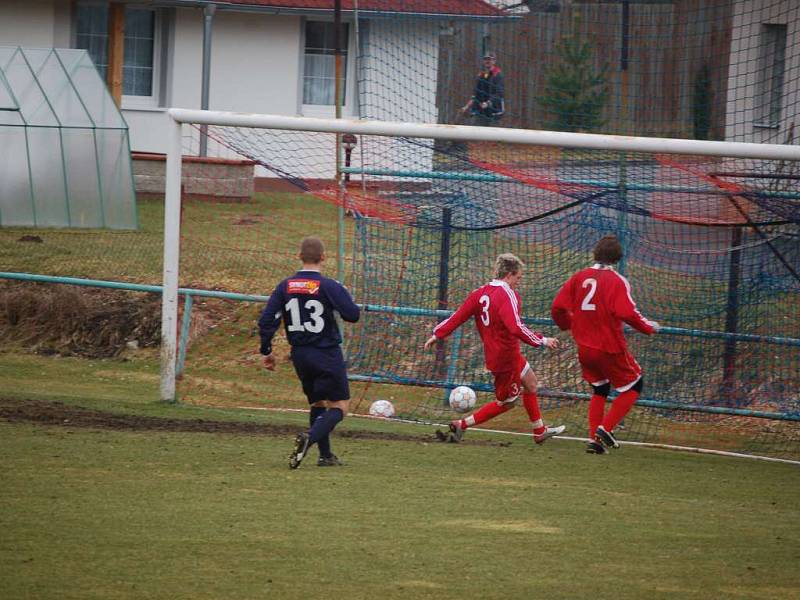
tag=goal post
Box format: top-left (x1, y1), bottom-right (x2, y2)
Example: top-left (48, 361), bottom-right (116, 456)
top-left (160, 117), bottom-right (184, 402)
top-left (160, 109), bottom-right (800, 458)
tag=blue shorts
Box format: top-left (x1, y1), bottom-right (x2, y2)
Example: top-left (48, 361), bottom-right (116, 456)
top-left (290, 345), bottom-right (350, 403)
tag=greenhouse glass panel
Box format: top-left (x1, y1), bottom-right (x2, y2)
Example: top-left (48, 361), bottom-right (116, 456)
top-left (0, 46), bottom-right (136, 229)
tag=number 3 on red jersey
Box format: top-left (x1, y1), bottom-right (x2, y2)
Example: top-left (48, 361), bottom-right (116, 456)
top-left (479, 294), bottom-right (490, 325)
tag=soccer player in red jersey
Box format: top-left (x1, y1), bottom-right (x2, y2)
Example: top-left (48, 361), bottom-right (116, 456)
top-left (551, 234), bottom-right (660, 454)
top-left (423, 253), bottom-right (565, 444)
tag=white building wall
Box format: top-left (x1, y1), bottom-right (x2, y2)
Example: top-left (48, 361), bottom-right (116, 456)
top-left (356, 19), bottom-right (440, 183)
top-left (52, 1), bottom-right (71, 48)
top-left (0, 0), bottom-right (58, 48)
top-left (725, 0), bottom-right (800, 144)
top-left (184, 15), bottom-right (442, 181)
top-left (361, 19), bottom-right (439, 124)
top-left (0, 2), bottom-right (443, 180)
top-left (127, 9), bottom-right (303, 154)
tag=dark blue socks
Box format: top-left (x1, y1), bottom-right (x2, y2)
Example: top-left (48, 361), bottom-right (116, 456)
top-left (308, 408), bottom-right (344, 453)
top-left (309, 406), bottom-right (330, 457)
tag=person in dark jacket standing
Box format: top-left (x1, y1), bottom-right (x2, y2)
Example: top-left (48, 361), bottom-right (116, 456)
top-left (259, 236), bottom-right (360, 469)
top-left (461, 51), bottom-right (505, 125)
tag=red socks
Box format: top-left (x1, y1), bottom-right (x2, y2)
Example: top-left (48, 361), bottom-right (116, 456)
top-left (522, 391), bottom-right (541, 422)
top-left (522, 392), bottom-right (546, 435)
top-left (602, 390), bottom-right (639, 432)
top-left (459, 399), bottom-right (513, 428)
top-left (588, 394), bottom-right (606, 438)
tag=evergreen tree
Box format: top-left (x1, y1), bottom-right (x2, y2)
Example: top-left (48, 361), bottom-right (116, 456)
top-left (538, 31), bottom-right (609, 132)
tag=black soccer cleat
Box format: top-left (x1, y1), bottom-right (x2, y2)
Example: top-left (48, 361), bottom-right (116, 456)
top-left (586, 440), bottom-right (606, 455)
top-left (448, 421), bottom-right (465, 443)
top-left (289, 432), bottom-right (311, 469)
top-left (595, 425), bottom-right (620, 449)
top-left (317, 454), bottom-right (344, 467)
top-left (435, 429), bottom-right (450, 442)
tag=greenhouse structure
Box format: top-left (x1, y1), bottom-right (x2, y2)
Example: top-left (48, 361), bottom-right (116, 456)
top-left (0, 46), bottom-right (136, 229)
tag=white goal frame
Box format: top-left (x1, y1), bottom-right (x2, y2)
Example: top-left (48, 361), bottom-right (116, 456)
top-left (160, 108), bottom-right (800, 401)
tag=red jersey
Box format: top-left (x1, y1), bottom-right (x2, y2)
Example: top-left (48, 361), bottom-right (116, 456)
top-left (551, 264), bottom-right (656, 354)
top-left (433, 280), bottom-right (545, 373)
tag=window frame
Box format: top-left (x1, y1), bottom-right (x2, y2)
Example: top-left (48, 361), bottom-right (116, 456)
top-left (73, 1), bottom-right (163, 110)
top-left (299, 18), bottom-right (357, 118)
top-left (753, 22), bottom-right (787, 129)
top-left (120, 5), bottom-right (161, 109)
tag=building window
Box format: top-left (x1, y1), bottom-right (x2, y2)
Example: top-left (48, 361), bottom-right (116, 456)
top-left (122, 9), bottom-right (156, 97)
top-left (75, 4), bottom-right (159, 102)
top-left (755, 23), bottom-right (787, 127)
top-left (302, 21), bottom-right (348, 106)
top-left (75, 5), bottom-right (109, 74)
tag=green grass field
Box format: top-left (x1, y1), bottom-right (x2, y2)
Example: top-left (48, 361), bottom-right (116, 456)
top-left (0, 194), bottom-right (338, 293)
top-left (2, 400), bottom-right (799, 599)
top-left (1, 351), bottom-right (799, 599)
top-left (2, 189), bottom-right (799, 598)
top-left (3, 190), bottom-right (797, 446)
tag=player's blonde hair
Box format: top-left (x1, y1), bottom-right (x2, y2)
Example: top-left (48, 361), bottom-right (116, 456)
top-left (494, 253), bottom-right (524, 279)
top-left (299, 236), bottom-right (324, 264)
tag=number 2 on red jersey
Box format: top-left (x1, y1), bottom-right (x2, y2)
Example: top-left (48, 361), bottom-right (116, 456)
top-left (581, 278), bottom-right (597, 311)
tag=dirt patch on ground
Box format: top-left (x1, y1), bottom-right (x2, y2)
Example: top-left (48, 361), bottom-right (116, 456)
top-left (0, 282), bottom-right (236, 359)
top-left (0, 282), bottom-right (162, 358)
top-left (0, 397), bottom-right (511, 445)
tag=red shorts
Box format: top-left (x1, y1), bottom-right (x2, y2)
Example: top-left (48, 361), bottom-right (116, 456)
top-left (578, 345), bottom-right (642, 392)
top-left (492, 354), bottom-right (530, 403)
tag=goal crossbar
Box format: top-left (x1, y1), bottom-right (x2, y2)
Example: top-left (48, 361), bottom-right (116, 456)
top-left (168, 108), bottom-right (800, 161)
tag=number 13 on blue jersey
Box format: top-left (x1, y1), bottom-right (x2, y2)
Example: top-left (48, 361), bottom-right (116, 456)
top-left (285, 298), bottom-right (325, 333)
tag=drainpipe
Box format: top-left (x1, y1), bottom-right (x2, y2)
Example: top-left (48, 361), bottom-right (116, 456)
top-left (199, 3), bottom-right (216, 157)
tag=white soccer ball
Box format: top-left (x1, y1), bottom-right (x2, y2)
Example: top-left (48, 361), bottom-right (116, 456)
top-left (369, 399), bottom-right (396, 418)
top-left (448, 386), bottom-right (476, 413)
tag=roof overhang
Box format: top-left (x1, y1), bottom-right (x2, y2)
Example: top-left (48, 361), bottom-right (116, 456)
top-left (149, 0), bottom-right (519, 21)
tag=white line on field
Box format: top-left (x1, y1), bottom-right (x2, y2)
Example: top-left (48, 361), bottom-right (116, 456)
top-left (236, 405), bottom-right (800, 466)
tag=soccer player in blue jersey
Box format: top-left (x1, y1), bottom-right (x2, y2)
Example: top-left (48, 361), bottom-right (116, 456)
top-left (259, 236), bottom-right (360, 469)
